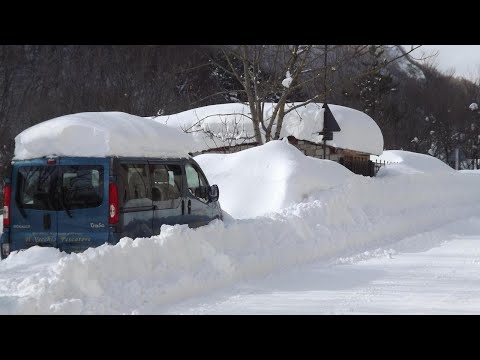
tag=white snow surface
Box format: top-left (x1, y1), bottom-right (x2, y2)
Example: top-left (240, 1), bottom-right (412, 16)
top-left (195, 141), bottom-right (355, 219)
top-left (14, 112), bottom-right (200, 160)
top-left (2, 146), bottom-right (480, 314)
top-left (168, 216), bottom-right (480, 314)
top-left (372, 150), bottom-right (454, 176)
top-left (153, 102), bottom-right (384, 156)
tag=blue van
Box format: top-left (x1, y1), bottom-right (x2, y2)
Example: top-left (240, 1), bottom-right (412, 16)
top-left (0, 156), bottom-right (221, 259)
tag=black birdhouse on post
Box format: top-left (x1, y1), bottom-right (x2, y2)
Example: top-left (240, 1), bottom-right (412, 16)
top-left (317, 103), bottom-right (341, 158)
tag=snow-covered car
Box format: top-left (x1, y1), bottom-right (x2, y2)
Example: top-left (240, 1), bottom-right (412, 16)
top-left (1, 112), bottom-right (222, 259)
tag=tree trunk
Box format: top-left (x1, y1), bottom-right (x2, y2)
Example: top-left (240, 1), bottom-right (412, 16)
top-left (274, 100), bottom-right (286, 140)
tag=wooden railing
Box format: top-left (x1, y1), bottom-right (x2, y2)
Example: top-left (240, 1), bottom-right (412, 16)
top-left (339, 159), bottom-right (390, 177)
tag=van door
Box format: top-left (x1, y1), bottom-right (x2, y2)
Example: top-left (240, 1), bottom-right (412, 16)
top-left (149, 162), bottom-right (185, 234)
top-left (56, 158), bottom-right (109, 252)
top-left (183, 161), bottom-right (214, 228)
top-left (10, 161), bottom-right (59, 250)
top-left (117, 161), bottom-right (154, 239)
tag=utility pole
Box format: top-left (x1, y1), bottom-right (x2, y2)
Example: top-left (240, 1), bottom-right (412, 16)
top-left (318, 45), bottom-right (341, 159)
top-left (323, 45), bottom-right (328, 159)
top-left (455, 147), bottom-right (459, 170)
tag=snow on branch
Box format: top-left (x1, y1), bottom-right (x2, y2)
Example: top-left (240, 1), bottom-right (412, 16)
top-left (180, 110), bottom-right (256, 150)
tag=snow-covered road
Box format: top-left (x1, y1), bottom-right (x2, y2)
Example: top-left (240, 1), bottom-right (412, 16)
top-left (164, 217), bottom-right (480, 314)
top-left (2, 142), bottom-right (480, 314)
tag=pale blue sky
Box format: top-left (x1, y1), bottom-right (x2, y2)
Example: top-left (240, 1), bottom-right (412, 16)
top-left (406, 45), bottom-right (480, 81)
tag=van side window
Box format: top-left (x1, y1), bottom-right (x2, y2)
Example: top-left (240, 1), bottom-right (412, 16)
top-left (119, 164), bottom-right (151, 208)
top-left (150, 164), bottom-right (183, 209)
top-left (185, 163), bottom-right (209, 202)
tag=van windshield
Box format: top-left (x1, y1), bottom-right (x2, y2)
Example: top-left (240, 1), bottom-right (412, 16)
top-left (16, 165), bottom-right (104, 211)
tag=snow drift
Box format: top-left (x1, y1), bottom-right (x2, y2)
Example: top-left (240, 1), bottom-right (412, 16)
top-left (2, 145), bottom-right (480, 314)
top-left (195, 140), bottom-right (355, 219)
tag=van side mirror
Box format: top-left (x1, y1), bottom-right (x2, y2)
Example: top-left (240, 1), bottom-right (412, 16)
top-left (209, 184), bottom-right (219, 202)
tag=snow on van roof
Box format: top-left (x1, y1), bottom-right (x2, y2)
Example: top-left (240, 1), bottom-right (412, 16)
top-left (153, 102), bottom-right (384, 156)
top-left (14, 112), bottom-right (201, 160)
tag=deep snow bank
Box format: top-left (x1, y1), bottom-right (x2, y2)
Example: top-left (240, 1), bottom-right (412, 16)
top-left (1, 146), bottom-right (480, 314)
top-left (195, 141), bottom-right (355, 219)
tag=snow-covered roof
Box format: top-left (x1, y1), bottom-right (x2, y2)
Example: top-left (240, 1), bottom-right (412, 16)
top-left (153, 102), bottom-right (384, 155)
top-left (14, 112), bottom-right (201, 160)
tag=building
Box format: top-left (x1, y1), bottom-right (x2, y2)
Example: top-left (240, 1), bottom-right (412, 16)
top-left (154, 102), bottom-right (384, 176)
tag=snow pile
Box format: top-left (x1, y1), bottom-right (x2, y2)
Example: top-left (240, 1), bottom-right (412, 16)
top-left (14, 112), bottom-right (201, 160)
top-left (195, 140), bottom-right (355, 219)
top-left (2, 142), bottom-right (480, 314)
top-left (372, 150), bottom-right (454, 177)
top-left (153, 102), bottom-right (384, 155)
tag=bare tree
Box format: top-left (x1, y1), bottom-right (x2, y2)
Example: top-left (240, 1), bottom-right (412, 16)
top-left (202, 45), bottom-right (423, 146)
top-left (180, 111), bottom-right (256, 152)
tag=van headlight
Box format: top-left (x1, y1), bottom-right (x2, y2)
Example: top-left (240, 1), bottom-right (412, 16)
top-left (1, 243), bottom-right (10, 257)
